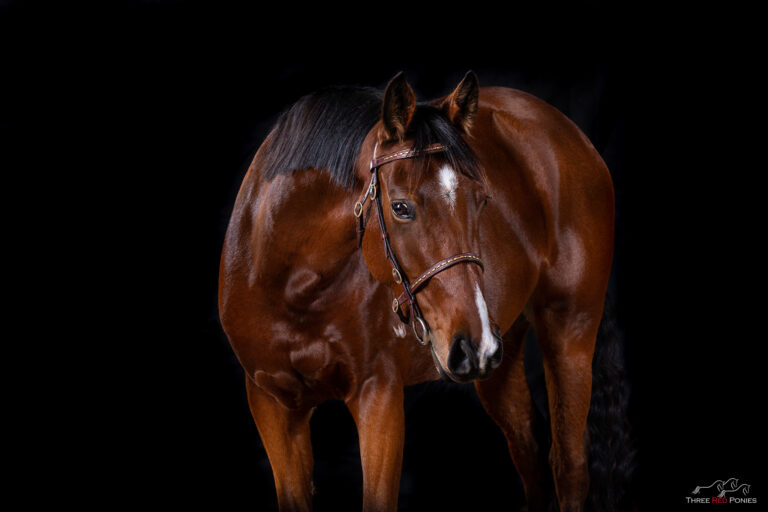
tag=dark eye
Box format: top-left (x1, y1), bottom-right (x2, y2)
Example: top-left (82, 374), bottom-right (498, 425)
top-left (391, 201), bottom-right (413, 219)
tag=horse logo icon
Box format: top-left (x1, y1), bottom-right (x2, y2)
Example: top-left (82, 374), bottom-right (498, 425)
top-left (691, 477), bottom-right (739, 495)
top-left (688, 478), bottom-right (755, 504)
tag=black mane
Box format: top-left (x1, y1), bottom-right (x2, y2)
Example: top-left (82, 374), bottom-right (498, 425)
top-left (260, 86), bottom-right (480, 189)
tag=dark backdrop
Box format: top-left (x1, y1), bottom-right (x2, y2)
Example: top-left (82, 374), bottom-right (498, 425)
top-left (3, 1), bottom-right (763, 510)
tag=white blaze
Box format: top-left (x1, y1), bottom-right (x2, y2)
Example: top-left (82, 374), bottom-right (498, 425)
top-left (438, 165), bottom-right (458, 211)
top-left (474, 283), bottom-right (495, 371)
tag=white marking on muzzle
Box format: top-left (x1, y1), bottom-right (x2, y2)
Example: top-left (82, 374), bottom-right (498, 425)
top-left (438, 165), bottom-right (458, 211)
top-left (474, 283), bottom-right (495, 371)
top-left (393, 324), bottom-right (406, 338)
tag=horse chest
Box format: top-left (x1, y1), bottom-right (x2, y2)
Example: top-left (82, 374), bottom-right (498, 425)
top-left (255, 309), bottom-right (359, 393)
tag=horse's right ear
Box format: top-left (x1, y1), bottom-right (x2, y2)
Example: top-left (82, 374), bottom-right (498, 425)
top-left (380, 72), bottom-right (416, 142)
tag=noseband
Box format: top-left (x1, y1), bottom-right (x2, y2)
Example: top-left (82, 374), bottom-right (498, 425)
top-left (353, 143), bottom-right (484, 345)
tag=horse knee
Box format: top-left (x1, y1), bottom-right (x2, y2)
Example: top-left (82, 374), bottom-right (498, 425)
top-left (549, 441), bottom-right (589, 509)
top-left (549, 441), bottom-right (587, 474)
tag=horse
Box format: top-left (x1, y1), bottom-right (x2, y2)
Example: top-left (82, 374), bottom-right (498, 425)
top-left (219, 71), bottom-right (633, 511)
top-left (718, 483), bottom-right (750, 499)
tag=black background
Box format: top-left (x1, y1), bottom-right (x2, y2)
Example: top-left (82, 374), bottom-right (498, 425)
top-left (3, 1), bottom-right (764, 510)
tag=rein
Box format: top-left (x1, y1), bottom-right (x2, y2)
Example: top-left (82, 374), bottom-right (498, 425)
top-left (353, 143), bottom-right (484, 345)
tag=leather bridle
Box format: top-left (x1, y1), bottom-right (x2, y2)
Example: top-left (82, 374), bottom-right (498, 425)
top-left (354, 142), bottom-right (484, 345)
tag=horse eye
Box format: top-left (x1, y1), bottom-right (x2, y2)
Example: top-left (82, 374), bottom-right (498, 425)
top-left (391, 201), bottom-right (413, 219)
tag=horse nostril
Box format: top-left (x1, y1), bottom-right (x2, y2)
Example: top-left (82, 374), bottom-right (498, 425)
top-left (447, 334), bottom-right (477, 377)
top-left (489, 339), bottom-right (503, 368)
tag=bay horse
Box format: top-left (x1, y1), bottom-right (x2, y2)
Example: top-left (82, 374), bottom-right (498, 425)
top-left (219, 71), bottom-right (632, 511)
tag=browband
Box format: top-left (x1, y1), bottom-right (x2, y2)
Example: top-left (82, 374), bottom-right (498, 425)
top-left (370, 143), bottom-right (447, 170)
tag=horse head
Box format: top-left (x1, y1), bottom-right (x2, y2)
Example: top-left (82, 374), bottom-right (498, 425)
top-left (356, 71), bottom-right (502, 382)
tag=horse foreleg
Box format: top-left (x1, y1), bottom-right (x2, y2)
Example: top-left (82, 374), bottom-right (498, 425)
top-left (475, 315), bottom-right (553, 512)
top-left (534, 303), bottom-right (601, 512)
top-left (246, 376), bottom-right (314, 512)
top-left (347, 374), bottom-right (405, 512)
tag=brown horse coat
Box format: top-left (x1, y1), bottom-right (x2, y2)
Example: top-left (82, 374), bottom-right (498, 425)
top-left (219, 73), bottom-right (614, 511)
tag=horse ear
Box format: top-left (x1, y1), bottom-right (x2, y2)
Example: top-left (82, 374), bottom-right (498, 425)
top-left (440, 71), bottom-right (479, 134)
top-left (381, 72), bottom-right (416, 142)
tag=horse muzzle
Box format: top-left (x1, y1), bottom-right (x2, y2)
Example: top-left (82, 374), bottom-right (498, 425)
top-left (444, 332), bottom-right (503, 382)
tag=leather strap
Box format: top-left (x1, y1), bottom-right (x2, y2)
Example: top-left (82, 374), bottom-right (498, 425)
top-left (394, 253), bottom-right (484, 316)
top-left (370, 143), bottom-right (446, 169)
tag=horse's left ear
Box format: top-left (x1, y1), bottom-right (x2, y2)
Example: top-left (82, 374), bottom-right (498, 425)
top-left (439, 71), bottom-right (479, 134)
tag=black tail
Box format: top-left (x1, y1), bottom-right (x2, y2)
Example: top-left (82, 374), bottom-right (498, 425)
top-left (586, 295), bottom-right (637, 511)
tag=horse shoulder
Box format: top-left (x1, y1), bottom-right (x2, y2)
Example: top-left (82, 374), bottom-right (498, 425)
top-left (220, 167), bottom-right (380, 404)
